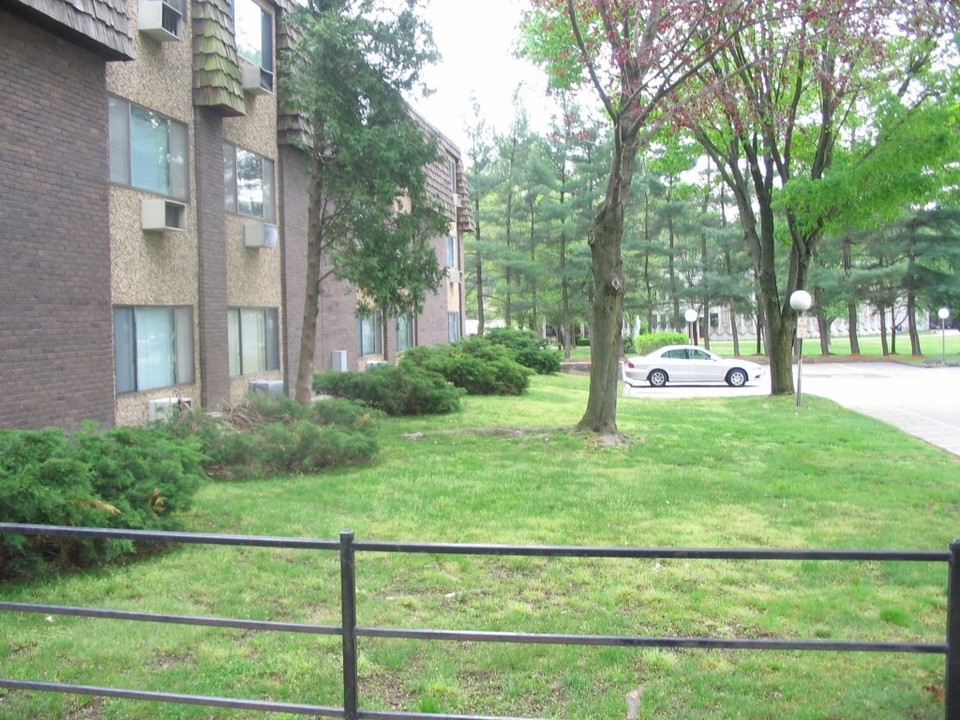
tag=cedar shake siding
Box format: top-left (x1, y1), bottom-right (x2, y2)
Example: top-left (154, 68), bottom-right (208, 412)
top-left (0, 10), bottom-right (117, 429)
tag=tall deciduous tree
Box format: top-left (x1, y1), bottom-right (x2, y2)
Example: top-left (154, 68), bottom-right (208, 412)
top-left (282, 0), bottom-right (447, 403)
top-left (523, 0), bottom-right (752, 434)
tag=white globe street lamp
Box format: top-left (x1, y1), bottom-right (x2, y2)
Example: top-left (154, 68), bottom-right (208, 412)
top-left (684, 308), bottom-right (699, 346)
top-left (790, 290), bottom-right (813, 407)
top-left (938, 307), bottom-right (950, 364)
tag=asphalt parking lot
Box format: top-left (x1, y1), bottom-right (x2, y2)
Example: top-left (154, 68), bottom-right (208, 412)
top-left (622, 361), bottom-right (960, 457)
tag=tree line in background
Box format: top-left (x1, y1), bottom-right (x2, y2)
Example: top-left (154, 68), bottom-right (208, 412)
top-left (462, 3), bottom-right (960, 397)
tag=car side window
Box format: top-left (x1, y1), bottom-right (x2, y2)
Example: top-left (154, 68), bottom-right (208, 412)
top-left (665, 349), bottom-right (688, 360)
top-left (690, 350), bottom-right (711, 360)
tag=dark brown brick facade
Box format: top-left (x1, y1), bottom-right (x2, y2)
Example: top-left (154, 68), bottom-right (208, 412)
top-left (0, 10), bottom-right (117, 430)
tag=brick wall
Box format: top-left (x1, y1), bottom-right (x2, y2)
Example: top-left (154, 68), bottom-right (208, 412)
top-left (194, 107), bottom-right (231, 410)
top-left (279, 145), bottom-right (308, 388)
top-left (0, 11), bottom-right (116, 430)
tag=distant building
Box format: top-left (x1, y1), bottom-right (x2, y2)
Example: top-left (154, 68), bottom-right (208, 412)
top-left (0, 0), bottom-right (473, 429)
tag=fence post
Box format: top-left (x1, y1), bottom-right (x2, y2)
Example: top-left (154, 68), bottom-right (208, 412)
top-left (340, 530), bottom-right (359, 720)
top-left (947, 541), bottom-right (960, 720)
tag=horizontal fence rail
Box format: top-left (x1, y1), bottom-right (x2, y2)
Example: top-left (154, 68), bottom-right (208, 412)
top-left (0, 523), bottom-right (957, 720)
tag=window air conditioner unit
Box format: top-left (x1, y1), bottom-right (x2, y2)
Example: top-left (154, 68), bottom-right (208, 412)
top-left (249, 379), bottom-right (284, 395)
top-left (244, 221), bottom-right (278, 248)
top-left (452, 193), bottom-right (461, 207)
top-left (139, 0), bottom-right (182, 41)
top-left (142, 198), bottom-right (186, 231)
top-left (447, 268), bottom-right (463, 284)
top-left (147, 396), bottom-right (192, 422)
top-left (241, 64), bottom-right (273, 94)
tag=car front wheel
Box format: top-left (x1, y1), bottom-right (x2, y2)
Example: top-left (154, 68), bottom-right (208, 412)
top-left (726, 369), bottom-right (748, 387)
top-left (648, 369), bottom-right (668, 387)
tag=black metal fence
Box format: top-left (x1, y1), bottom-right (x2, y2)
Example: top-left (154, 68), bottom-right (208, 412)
top-left (0, 523), bottom-right (957, 720)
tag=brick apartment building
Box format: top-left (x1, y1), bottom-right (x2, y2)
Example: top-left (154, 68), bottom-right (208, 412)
top-left (0, 0), bottom-right (473, 430)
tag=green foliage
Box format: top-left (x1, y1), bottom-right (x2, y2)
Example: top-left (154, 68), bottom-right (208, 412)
top-left (575, 337), bottom-right (590, 347)
top-left (634, 332), bottom-right (689, 355)
top-left (484, 327), bottom-right (562, 374)
top-left (0, 426), bottom-right (206, 579)
top-left (400, 338), bottom-right (532, 395)
top-left (176, 396), bottom-right (380, 481)
top-left (313, 363), bottom-right (465, 416)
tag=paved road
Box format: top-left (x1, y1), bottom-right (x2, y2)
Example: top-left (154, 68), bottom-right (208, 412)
top-left (622, 361), bottom-right (960, 457)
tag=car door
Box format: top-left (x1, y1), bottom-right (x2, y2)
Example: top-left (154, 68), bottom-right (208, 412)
top-left (686, 348), bottom-right (724, 382)
top-left (661, 348), bottom-right (690, 381)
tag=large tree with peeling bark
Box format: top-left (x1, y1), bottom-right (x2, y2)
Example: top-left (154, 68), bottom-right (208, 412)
top-left (282, 0), bottom-right (447, 403)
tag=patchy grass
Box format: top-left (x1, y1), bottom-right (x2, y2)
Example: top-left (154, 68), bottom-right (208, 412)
top-left (0, 373), bottom-right (958, 719)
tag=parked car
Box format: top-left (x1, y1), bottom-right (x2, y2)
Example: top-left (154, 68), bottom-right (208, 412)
top-left (623, 345), bottom-right (765, 388)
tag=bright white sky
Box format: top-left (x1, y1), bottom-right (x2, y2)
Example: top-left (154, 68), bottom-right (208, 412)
top-left (408, 0), bottom-right (552, 155)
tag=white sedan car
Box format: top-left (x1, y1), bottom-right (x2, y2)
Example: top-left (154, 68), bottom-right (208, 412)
top-left (623, 345), bottom-right (765, 388)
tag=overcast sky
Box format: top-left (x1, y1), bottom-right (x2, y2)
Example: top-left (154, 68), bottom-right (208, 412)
top-left (407, 0), bottom-right (552, 155)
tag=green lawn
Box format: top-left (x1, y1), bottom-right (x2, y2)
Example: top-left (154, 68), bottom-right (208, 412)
top-left (1, 374), bottom-right (959, 719)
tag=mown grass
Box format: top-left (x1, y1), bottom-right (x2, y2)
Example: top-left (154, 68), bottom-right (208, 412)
top-left (1, 373), bottom-right (958, 719)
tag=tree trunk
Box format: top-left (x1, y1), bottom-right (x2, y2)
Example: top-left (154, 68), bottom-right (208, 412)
top-left (475, 207), bottom-right (485, 337)
top-left (576, 129), bottom-right (637, 435)
top-left (815, 287), bottom-right (830, 355)
top-left (878, 304), bottom-right (889, 356)
top-left (843, 239), bottom-right (860, 355)
top-left (295, 175), bottom-right (325, 404)
top-left (560, 230), bottom-right (572, 359)
top-left (731, 306), bottom-right (740, 356)
top-left (908, 291), bottom-right (922, 355)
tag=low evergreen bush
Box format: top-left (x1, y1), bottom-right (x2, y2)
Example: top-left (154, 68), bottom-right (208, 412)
top-left (484, 327), bottom-right (562, 374)
top-left (313, 363), bottom-right (464, 415)
top-left (401, 338), bottom-right (531, 395)
top-left (0, 425), bottom-right (206, 579)
top-left (175, 396), bottom-right (381, 480)
top-left (634, 332), bottom-right (689, 355)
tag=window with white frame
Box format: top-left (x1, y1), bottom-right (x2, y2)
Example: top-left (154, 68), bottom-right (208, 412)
top-left (228, 308), bottom-right (279, 376)
top-left (445, 236), bottom-right (458, 269)
top-left (397, 314), bottom-right (414, 353)
top-left (358, 312), bottom-right (382, 356)
top-left (447, 312), bottom-right (461, 343)
top-left (448, 159), bottom-right (457, 192)
top-left (109, 97), bottom-right (188, 199)
top-left (114, 306), bottom-right (194, 394)
top-left (224, 143), bottom-right (275, 221)
top-left (233, 0), bottom-right (274, 91)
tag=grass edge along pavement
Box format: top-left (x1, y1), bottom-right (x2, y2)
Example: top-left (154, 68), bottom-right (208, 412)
top-left (0, 373), bottom-right (958, 719)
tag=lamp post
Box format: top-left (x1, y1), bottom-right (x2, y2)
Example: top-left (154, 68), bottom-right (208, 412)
top-left (684, 308), bottom-right (699, 346)
top-left (790, 290), bottom-right (812, 407)
top-left (939, 307), bottom-right (950, 364)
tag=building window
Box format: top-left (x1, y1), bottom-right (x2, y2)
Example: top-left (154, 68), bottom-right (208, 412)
top-left (228, 308), bottom-right (279, 376)
top-left (109, 97), bottom-right (188, 200)
top-left (446, 236), bottom-right (458, 269)
top-left (397, 314), bottom-right (414, 353)
top-left (448, 312), bottom-right (461, 343)
top-left (224, 144), bottom-right (275, 221)
top-left (358, 312), bottom-right (382, 356)
top-left (234, 0), bottom-right (274, 92)
top-left (114, 307), bottom-right (194, 394)
top-left (448, 159), bottom-right (457, 192)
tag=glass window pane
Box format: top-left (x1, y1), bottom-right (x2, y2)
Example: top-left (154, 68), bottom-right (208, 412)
top-left (236, 148), bottom-right (264, 217)
top-left (224, 144), bottom-right (237, 213)
top-left (262, 156), bottom-right (275, 221)
top-left (131, 107), bottom-right (169, 194)
top-left (108, 98), bottom-right (130, 186)
top-left (448, 312), bottom-right (460, 343)
top-left (135, 308), bottom-right (175, 390)
top-left (228, 309), bottom-right (241, 376)
top-left (174, 307), bottom-right (194, 384)
top-left (240, 309), bottom-right (266, 373)
top-left (114, 308), bottom-right (135, 394)
top-left (168, 121), bottom-right (187, 199)
top-left (235, 0), bottom-right (263, 67)
top-left (265, 309), bottom-right (279, 370)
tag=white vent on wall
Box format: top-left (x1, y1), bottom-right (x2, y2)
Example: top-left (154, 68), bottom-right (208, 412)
top-left (244, 222), bottom-right (278, 248)
top-left (142, 198), bottom-right (186, 231)
top-left (147, 397), bottom-right (192, 422)
top-left (241, 64), bottom-right (273, 94)
top-left (139, 0), bottom-right (182, 41)
top-left (447, 268), bottom-right (464, 284)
